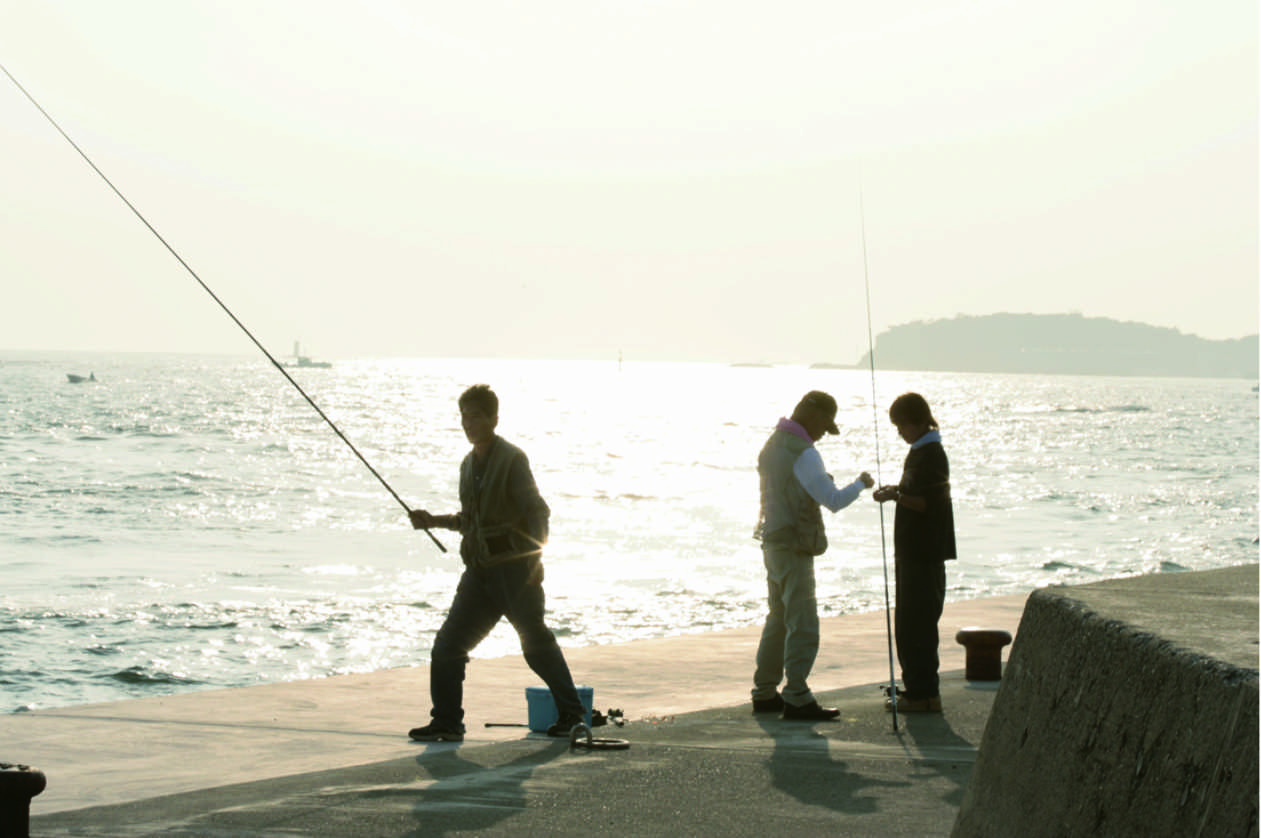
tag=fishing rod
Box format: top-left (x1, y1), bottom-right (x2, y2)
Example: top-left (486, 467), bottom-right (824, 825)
top-left (1, 60), bottom-right (446, 553)
top-left (859, 190), bottom-right (899, 732)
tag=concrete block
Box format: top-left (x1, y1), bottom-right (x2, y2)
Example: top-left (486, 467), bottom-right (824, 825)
top-left (952, 585), bottom-right (1258, 837)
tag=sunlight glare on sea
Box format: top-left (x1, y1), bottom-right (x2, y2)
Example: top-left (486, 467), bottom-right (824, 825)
top-left (1, 353), bottom-right (1256, 710)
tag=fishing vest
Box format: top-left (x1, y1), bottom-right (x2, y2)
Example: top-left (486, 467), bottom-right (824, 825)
top-left (458, 437), bottom-right (549, 569)
top-left (756, 429), bottom-right (827, 556)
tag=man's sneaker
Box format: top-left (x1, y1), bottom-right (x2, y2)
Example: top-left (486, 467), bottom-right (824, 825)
top-left (751, 694), bottom-right (785, 714)
top-left (884, 694), bottom-right (942, 713)
top-left (546, 712), bottom-right (586, 737)
top-left (408, 722), bottom-right (465, 742)
top-left (781, 700), bottom-right (841, 721)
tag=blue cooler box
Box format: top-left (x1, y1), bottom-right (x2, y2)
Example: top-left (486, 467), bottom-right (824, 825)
top-left (526, 685), bottom-right (594, 732)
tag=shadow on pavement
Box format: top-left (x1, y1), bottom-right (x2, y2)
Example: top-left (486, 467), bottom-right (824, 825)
top-left (756, 714), bottom-right (912, 816)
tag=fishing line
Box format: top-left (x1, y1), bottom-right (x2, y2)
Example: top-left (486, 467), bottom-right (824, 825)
top-left (859, 190), bottom-right (899, 732)
top-left (1, 60), bottom-right (446, 553)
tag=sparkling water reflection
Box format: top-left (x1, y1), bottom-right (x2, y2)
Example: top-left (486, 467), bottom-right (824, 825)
top-left (1, 353), bottom-right (1256, 711)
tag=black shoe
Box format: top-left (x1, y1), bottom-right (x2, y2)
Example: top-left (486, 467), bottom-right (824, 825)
top-left (546, 712), bottom-right (587, 737)
top-left (885, 694), bottom-right (942, 713)
top-left (408, 722), bottom-right (464, 742)
top-left (781, 700), bottom-right (840, 721)
top-left (752, 694), bottom-right (785, 714)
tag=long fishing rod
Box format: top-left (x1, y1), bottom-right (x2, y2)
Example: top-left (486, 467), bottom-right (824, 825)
top-left (1, 60), bottom-right (446, 553)
top-left (859, 190), bottom-right (899, 732)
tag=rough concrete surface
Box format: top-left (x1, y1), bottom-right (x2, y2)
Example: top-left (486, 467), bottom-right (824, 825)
top-left (8, 566), bottom-right (1256, 837)
top-left (953, 564), bottom-right (1259, 838)
top-left (30, 673), bottom-right (1001, 837)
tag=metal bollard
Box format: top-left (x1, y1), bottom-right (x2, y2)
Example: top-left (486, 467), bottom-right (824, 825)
top-left (955, 627), bottom-right (1013, 681)
top-left (0, 763), bottom-right (46, 838)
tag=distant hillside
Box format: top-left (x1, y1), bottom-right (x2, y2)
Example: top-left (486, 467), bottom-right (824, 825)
top-left (849, 314), bottom-right (1259, 378)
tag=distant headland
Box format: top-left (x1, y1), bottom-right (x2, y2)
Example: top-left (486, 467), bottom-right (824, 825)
top-left (835, 313), bottom-right (1259, 379)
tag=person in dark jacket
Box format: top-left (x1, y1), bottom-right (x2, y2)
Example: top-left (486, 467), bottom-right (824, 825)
top-left (873, 392), bottom-right (956, 712)
top-left (406, 384), bottom-right (586, 741)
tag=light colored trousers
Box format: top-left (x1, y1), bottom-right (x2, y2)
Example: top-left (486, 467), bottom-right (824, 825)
top-left (752, 544), bottom-right (819, 706)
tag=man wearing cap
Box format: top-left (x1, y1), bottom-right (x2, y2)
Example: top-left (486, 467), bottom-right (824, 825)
top-left (752, 391), bottom-right (874, 720)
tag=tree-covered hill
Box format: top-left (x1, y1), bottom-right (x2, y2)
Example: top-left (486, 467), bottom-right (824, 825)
top-left (848, 313), bottom-right (1258, 378)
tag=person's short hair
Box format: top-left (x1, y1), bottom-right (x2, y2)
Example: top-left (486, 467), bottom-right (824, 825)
top-left (458, 384), bottom-right (498, 417)
top-left (889, 392), bottom-right (937, 428)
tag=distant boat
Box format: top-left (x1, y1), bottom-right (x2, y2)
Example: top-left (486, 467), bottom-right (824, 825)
top-left (288, 342), bottom-right (331, 369)
top-left (66, 372), bottom-right (96, 383)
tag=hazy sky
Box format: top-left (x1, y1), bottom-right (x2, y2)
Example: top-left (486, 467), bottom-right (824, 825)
top-left (2, 1), bottom-right (1256, 363)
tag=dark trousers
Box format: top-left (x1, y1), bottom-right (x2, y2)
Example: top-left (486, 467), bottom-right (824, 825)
top-left (894, 557), bottom-right (946, 699)
top-left (429, 557), bottom-right (583, 728)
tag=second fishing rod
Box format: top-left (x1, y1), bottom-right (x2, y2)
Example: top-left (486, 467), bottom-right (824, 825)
top-left (859, 190), bottom-right (901, 732)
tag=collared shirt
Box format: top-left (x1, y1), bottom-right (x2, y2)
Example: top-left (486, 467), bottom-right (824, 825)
top-left (911, 429), bottom-right (942, 450)
top-left (776, 417), bottom-right (865, 513)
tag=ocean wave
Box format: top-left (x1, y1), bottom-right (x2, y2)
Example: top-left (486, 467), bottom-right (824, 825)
top-left (106, 665), bottom-right (201, 686)
top-left (171, 470), bottom-right (217, 482)
top-left (180, 619), bottom-right (240, 631)
top-left (1052, 405), bottom-right (1152, 414)
top-left (12, 534), bottom-right (103, 545)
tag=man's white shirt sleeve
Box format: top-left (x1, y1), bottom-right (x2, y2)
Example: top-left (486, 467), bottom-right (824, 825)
top-left (793, 447), bottom-right (864, 512)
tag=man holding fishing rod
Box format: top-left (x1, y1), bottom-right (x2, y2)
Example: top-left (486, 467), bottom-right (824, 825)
top-left (406, 384), bottom-right (587, 742)
top-left (752, 391), bottom-right (874, 720)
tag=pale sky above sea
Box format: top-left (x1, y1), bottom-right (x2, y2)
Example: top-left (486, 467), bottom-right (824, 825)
top-left (1, 1), bottom-right (1256, 364)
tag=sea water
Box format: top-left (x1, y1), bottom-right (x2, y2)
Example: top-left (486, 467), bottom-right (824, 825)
top-left (2, 353), bottom-right (1256, 712)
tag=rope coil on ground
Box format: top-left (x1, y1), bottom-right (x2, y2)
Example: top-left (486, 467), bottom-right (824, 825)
top-left (568, 723), bottom-right (630, 751)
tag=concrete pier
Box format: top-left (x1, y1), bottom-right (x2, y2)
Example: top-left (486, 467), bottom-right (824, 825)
top-left (954, 564), bottom-right (1258, 837)
top-left (0, 564), bottom-right (1252, 837)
